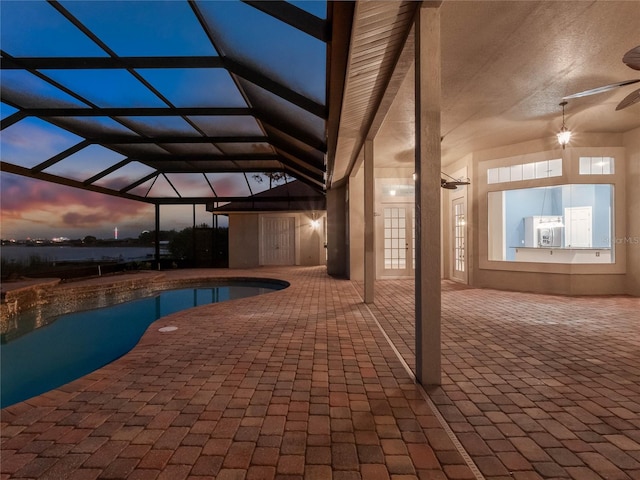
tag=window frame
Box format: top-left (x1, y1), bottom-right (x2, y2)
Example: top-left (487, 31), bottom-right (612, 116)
top-left (478, 147), bottom-right (626, 275)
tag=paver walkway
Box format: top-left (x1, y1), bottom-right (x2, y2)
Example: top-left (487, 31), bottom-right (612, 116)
top-left (2, 267), bottom-right (639, 479)
top-left (364, 279), bottom-right (640, 480)
top-left (1, 268), bottom-right (473, 480)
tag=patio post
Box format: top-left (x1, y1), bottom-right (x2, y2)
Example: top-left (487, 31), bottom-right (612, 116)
top-left (364, 139), bottom-right (376, 303)
top-left (414, 2), bottom-right (442, 386)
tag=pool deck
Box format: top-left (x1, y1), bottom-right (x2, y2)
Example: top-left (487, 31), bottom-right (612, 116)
top-left (1, 266), bottom-right (639, 480)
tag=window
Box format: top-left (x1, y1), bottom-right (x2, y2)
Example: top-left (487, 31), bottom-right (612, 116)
top-left (487, 184), bottom-right (614, 264)
top-left (487, 159), bottom-right (562, 184)
top-left (579, 156), bottom-right (614, 175)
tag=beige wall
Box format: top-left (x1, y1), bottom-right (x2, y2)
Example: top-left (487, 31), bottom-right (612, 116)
top-left (296, 212), bottom-right (326, 266)
top-left (331, 129), bottom-right (638, 296)
top-left (228, 212), bottom-right (326, 269)
top-left (624, 126), bottom-right (640, 296)
top-left (348, 165), bottom-right (365, 281)
top-left (229, 214), bottom-right (260, 269)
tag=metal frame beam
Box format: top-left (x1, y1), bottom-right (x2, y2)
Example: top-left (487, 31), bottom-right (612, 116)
top-left (243, 1), bottom-right (330, 42)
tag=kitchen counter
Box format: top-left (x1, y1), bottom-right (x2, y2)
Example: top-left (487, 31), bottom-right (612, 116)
top-left (513, 247), bottom-right (612, 263)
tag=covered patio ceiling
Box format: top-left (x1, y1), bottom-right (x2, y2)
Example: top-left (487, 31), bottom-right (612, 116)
top-left (1, 0), bottom-right (353, 205)
top-left (332, 1), bottom-right (640, 182)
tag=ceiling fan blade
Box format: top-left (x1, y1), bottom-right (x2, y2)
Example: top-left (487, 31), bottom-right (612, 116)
top-left (563, 79), bottom-right (640, 100)
top-left (615, 88), bottom-right (640, 110)
top-left (623, 45), bottom-right (640, 71)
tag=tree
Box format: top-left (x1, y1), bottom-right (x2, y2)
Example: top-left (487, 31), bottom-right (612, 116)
top-left (167, 225), bottom-right (209, 260)
top-left (138, 231), bottom-right (153, 244)
top-left (168, 228), bottom-right (193, 259)
top-left (252, 172), bottom-right (288, 189)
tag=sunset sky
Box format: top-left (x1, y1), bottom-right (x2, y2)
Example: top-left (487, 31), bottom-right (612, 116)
top-left (0, 172), bottom-right (218, 240)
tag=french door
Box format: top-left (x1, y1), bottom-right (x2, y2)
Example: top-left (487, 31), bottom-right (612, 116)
top-left (382, 205), bottom-right (415, 276)
top-left (451, 198), bottom-right (467, 282)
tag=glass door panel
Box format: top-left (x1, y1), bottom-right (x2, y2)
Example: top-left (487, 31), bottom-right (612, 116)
top-left (382, 206), bottom-right (414, 276)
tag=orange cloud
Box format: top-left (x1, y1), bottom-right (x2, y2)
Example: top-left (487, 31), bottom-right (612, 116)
top-left (1, 173), bottom-right (154, 238)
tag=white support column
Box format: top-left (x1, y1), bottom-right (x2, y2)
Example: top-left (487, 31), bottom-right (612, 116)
top-left (364, 139), bottom-right (375, 304)
top-left (415, 3), bottom-right (442, 386)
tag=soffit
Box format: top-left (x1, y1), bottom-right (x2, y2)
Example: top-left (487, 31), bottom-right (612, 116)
top-left (330, 1), bottom-right (418, 185)
top-left (335, 1), bottom-right (640, 176)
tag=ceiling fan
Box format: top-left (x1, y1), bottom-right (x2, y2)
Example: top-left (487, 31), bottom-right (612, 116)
top-left (441, 172), bottom-right (470, 190)
top-left (563, 45), bottom-right (640, 110)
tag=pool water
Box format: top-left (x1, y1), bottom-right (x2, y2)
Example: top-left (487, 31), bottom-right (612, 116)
top-left (0, 283), bottom-right (282, 408)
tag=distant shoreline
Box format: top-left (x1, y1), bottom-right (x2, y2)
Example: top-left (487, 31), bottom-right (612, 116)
top-left (1, 245), bottom-right (158, 264)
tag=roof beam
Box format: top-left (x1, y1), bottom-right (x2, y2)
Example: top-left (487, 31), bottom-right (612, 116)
top-left (83, 159), bottom-right (132, 186)
top-left (269, 141), bottom-right (325, 172)
top-left (0, 111), bottom-right (27, 130)
top-left (88, 135), bottom-right (269, 144)
top-left (31, 140), bottom-right (92, 172)
top-left (12, 107), bottom-right (253, 117)
top-left (153, 195), bottom-right (324, 205)
top-left (279, 166), bottom-right (325, 192)
top-left (256, 113), bottom-right (327, 152)
top-left (3, 61), bottom-right (327, 121)
top-left (132, 155), bottom-right (325, 184)
top-left (0, 161), bottom-right (152, 203)
top-left (275, 158), bottom-right (324, 183)
top-left (225, 58), bottom-right (327, 119)
top-left (150, 166), bottom-right (285, 174)
top-left (133, 153), bottom-right (280, 162)
top-left (118, 172), bottom-right (159, 194)
top-left (0, 56), bottom-right (225, 70)
top-left (243, 1), bottom-right (330, 42)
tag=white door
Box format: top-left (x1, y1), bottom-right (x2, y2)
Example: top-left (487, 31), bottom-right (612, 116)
top-left (564, 207), bottom-right (592, 248)
top-left (382, 205), bottom-right (414, 276)
top-left (261, 217), bottom-right (295, 265)
top-left (452, 198), bottom-right (467, 283)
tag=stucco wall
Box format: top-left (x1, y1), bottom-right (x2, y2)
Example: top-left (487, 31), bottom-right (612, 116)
top-left (229, 214), bottom-right (260, 269)
top-left (228, 212), bottom-right (326, 269)
top-left (331, 133), bottom-right (638, 296)
top-left (296, 212), bottom-right (326, 266)
top-left (349, 165), bottom-right (365, 282)
top-left (624, 126), bottom-right (640, 296)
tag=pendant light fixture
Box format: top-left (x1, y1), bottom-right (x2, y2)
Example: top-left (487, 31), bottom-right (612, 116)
top-left (556, 101), bottom-right (572, 149)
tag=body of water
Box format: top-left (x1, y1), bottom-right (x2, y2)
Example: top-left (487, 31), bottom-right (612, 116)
top-left (1, 245), bottom-right (156, 263)
top-left (0, 282), bottom-right (285, 408)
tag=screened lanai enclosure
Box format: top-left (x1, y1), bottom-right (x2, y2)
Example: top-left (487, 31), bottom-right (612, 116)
top-left (1, 0), bottom-right (352, 255)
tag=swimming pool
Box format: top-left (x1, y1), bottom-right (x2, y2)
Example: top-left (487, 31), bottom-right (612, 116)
top-left (0, 281), bottom-right (284, 408)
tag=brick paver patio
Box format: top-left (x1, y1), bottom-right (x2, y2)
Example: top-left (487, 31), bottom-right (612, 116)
top-left (364, 279), bottom-right (640, 480)
top-left (1, 267), bottom-right (638, 479)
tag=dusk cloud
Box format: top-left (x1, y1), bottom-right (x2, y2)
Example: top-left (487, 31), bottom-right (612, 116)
top-left (1, 173), bottom-right (154, 239)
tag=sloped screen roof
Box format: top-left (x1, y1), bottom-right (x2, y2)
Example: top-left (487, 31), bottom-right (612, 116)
top-left (1, 0), bottom-right (339, 205)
